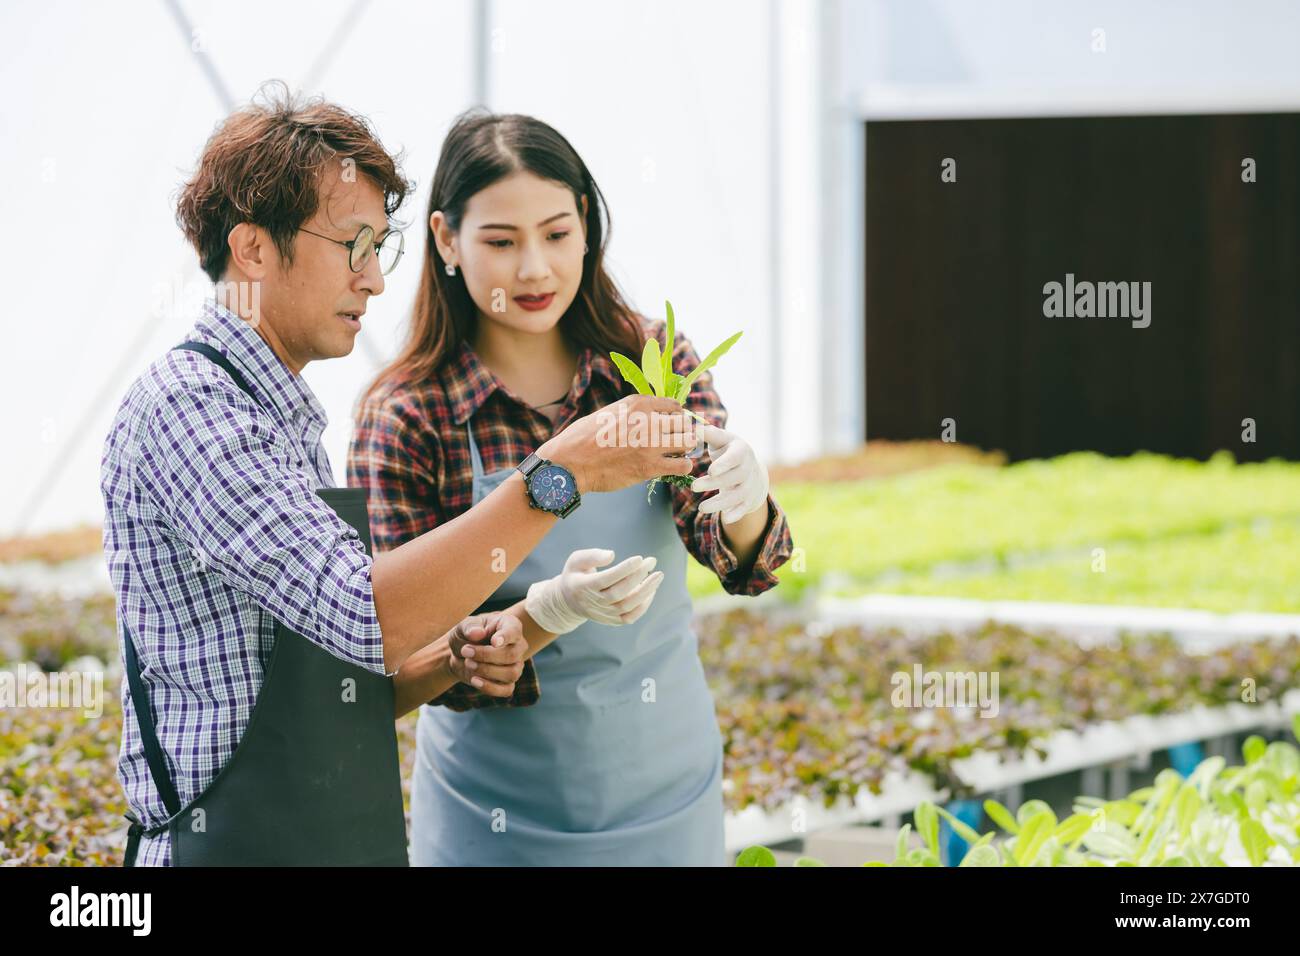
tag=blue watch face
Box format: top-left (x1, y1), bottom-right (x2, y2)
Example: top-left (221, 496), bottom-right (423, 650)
top-left (529, 463), bottom-right (576, 511)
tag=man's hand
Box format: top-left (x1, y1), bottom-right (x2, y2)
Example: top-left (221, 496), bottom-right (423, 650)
top-left (445, 612), bottom-right (529, 697)
top-left (538, 394), bottom-right (696, 494)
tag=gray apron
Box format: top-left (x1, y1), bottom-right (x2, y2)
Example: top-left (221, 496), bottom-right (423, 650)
top-left (122, 341), bottom-right (408, 866)
top-left (409, 415), bottom-right (726, 865)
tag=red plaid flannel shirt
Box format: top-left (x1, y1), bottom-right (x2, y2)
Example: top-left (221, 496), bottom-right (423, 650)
top-left (346, 313), bottom-right (793, 710)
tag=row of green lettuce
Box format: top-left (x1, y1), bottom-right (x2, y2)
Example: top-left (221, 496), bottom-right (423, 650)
top-left (738, 719), bottom-right (1300, 866)
top-left (687, 450), bottom-right (1300, 613)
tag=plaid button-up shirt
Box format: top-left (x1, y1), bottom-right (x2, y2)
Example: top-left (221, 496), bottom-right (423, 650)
top-left (100, 300), bottom-right (386, 866)
top-left (347, 313), bottom-right (794, 711)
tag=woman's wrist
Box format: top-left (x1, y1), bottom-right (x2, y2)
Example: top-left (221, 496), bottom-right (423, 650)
top-left (525, 575), bottom-right (586, 635)
top-left (719, 498), bottom-right (771, 571)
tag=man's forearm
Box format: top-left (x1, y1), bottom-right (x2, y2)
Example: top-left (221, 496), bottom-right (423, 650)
top-left (393, 636), bottom-right (456, 719)
top-left (372, 471), bottom-right (557, 673)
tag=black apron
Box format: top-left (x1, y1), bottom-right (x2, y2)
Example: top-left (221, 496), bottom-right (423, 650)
top-left (121, 341), bottom-right (409, 866)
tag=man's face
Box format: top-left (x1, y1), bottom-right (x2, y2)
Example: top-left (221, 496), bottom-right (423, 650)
top-left (259, 167), bottom-right (389, 371)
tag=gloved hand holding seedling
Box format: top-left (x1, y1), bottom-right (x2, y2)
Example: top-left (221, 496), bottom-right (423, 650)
top-left (609, 300), bottom-right (743, 502)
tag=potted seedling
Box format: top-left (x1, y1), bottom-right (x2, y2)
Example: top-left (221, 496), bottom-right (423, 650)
top-left (608, 300), bottom-right (743, 502)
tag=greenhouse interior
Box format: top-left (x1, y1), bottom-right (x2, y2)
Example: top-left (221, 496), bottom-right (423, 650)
top-left (1, 0), bottom-right (1297, 928)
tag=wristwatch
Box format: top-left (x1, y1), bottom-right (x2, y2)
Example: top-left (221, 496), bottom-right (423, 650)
top-left (517, 453), bottom-right (582, 518)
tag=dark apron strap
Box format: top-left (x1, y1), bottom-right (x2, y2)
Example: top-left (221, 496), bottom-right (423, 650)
top-left (120, 340), bottom-right (265, 866)
top-left (121, 628), bottom-right (182, 866)
top-left (122, 628), bottom-right (182, 817)
top-left (122, 809), bottom-right (172, 867)
top-left (173, 341), bottom-right (264, 410)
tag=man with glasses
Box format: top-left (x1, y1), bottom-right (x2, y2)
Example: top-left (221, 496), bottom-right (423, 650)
top-left (100, 83), bottom-right (696, 865)
top-left (298, 221), bottom-right (405, 283)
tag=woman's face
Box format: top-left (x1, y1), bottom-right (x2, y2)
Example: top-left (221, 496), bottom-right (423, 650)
top-left (434, 170), bottom-right (588, 336)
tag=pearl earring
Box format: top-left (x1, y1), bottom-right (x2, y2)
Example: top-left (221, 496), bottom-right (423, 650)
top-left (583, 243), bottom-right (589, 255)
top-left (445, 263), bottom-right (457, 276)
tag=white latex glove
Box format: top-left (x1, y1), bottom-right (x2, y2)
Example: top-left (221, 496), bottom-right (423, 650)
top-left (525, 548), bottom-right (665, 635)
top-left (690, 424), bottom-right (770, 525)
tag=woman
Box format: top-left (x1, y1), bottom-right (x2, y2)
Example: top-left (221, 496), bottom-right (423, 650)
top-left (348, 110), bottom-right (793, 866)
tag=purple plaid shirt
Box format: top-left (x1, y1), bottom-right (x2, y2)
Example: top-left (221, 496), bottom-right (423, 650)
top-left (100, 300), bottom-right (387, 866)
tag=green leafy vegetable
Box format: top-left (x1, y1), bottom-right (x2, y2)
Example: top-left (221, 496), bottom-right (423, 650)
top-left (608, 299), bottom-right (743, 502)
top-left (739, 719), bottom-right (1300, 866)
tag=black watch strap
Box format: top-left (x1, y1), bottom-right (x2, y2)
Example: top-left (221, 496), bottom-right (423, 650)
top-left (517, 452), bottom-right (543, 479)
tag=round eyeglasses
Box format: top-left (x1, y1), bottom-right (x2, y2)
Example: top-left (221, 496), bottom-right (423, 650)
top-left (298, 224), bottom-right (405, 276)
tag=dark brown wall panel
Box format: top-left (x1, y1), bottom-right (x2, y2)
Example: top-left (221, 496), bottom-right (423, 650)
top-left (865, 113), bottom-right (1300, 461)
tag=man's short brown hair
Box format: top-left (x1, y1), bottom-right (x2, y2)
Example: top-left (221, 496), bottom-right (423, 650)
top-left (176, 81), bottom-right (412, 282)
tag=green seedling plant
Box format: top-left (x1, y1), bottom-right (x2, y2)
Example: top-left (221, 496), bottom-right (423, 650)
top-left (734, 715), bottom-right (1300, 867)
top-left (608, 300), bottom-right (743, 502)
